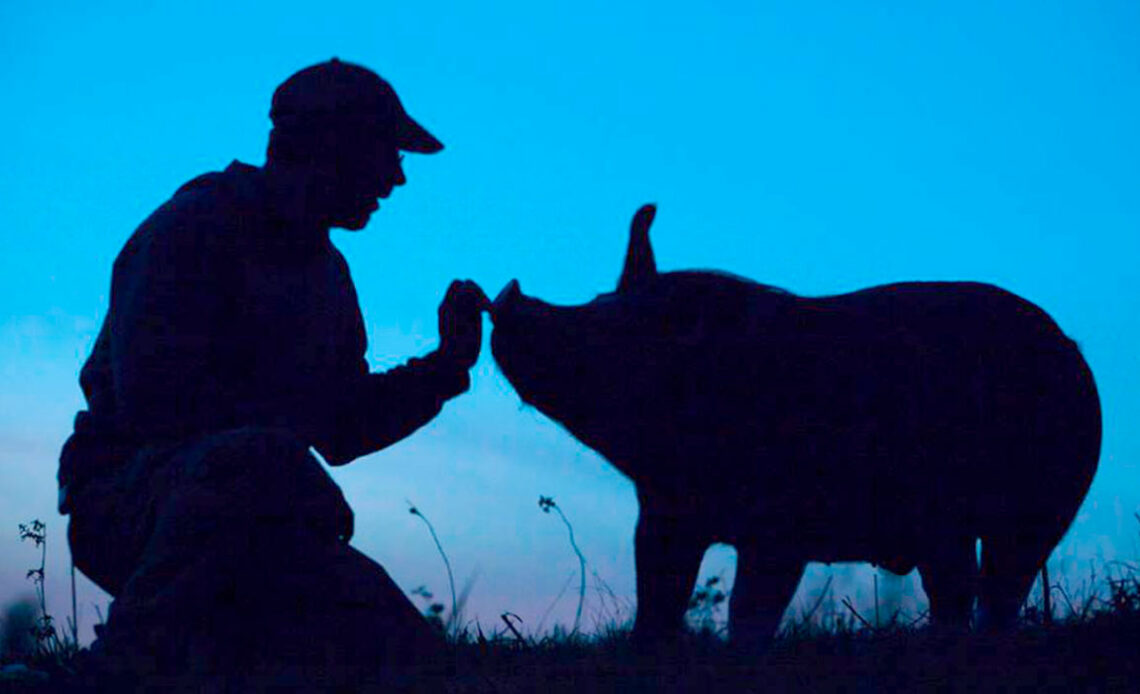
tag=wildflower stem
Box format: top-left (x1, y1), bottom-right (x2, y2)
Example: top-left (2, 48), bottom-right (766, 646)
top-left (539, 497), bottom-right (586, 635)
top-left (408, 502), bottom-right (458, 637)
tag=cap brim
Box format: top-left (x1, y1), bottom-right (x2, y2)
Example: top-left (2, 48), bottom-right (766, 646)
top-left (396, 116), bottom-right (444, 154)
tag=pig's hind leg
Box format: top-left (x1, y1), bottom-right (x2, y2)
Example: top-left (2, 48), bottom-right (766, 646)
top-left (728, 543), bottom-right (804, 651)
top-left (916, 534), bottom-right (978, 628)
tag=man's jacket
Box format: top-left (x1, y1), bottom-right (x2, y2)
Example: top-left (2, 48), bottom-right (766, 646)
top-left (59, 161), bottom-right (467, 506)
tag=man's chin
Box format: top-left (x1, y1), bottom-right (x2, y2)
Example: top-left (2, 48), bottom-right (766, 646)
top-left (333, 213), bottom-right (373, 231)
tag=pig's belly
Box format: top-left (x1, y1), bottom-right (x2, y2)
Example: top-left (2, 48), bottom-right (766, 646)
top-left (714, 455), bottom-right (928, 570)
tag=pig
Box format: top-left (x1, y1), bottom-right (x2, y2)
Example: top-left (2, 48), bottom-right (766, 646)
top-left (490, 204), bottom-right (1101, 648)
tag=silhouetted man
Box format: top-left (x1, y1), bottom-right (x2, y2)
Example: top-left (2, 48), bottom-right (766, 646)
top-left (58, 58), bottom-right (486, 688)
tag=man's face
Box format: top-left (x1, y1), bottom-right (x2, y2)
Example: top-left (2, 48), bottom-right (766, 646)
top-left (322, 138), bottom-right (407, 231)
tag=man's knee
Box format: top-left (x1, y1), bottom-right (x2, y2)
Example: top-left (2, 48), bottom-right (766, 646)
top-left (66, 463), bottom-right (155, 597)
top-left (69, 512), bottom-right (132, 597)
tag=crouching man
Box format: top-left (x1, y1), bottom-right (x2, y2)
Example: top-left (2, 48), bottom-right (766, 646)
top-left (58, 59), bottom-right (488, 689)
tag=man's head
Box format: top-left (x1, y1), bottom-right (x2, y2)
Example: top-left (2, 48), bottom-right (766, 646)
top-left (265, 59), bottom-right (443, 230)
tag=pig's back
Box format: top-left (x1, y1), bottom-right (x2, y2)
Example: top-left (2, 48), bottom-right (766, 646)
top-left (813, 281), bottom-right (1070, 348)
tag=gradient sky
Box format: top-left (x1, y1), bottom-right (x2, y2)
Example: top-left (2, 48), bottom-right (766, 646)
top-left (2, 1), bottom-right (1138, 644)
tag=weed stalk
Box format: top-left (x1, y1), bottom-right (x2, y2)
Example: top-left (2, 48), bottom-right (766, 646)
top-left (18, 519), bottom-right (78, 663)
top-left (539, 496), bottom-right (586, 635)
top-left (408, 502), bottom-right (459, 638)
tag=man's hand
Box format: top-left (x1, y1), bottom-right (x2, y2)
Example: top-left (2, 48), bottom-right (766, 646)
top-left (438, 279), bottom-right (490, 370)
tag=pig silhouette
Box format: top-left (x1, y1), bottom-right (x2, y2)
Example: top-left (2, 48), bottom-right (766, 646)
top-left (490, 204), bottom-right (1101, 649)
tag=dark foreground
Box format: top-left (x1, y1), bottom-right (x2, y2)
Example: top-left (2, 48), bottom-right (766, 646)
top-left (457, 614), bottom-right (1139, 694)
top-left (3, 610), bottom-right (1137, 693)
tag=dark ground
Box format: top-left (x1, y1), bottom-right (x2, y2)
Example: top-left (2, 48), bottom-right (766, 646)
top-left (3, 559), bottom-right (1139, 693)
top-left (4, 610), bottom-right (1136, 693)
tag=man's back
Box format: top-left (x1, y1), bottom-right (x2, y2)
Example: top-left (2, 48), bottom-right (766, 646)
top-left (63, 162), bottom-right (366, 489)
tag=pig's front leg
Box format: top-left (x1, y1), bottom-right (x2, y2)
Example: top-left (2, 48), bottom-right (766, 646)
top-left (629, 499), bottom-right (707, 646)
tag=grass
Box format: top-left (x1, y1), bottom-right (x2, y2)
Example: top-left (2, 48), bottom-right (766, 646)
top-left (2, 514), bottom-right (1139, 692)
top-left (401, 505), bottom-right (1140, 693)
top-left (439, 579), bottom-right (1140, 693)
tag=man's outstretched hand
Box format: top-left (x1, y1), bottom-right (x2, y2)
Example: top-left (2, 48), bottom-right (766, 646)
top-left (438, 279), bottom-right (491, 370)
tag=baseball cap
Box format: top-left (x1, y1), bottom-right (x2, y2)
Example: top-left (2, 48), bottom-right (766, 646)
top-left (270, 58), bottom-right (443, 154)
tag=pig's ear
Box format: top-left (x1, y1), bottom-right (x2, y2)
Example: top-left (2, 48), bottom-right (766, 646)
top-left (617, 204), bottom-right (657, 293)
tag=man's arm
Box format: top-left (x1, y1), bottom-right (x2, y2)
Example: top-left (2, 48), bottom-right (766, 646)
top-left (315, 280), bottom-right (488, 465)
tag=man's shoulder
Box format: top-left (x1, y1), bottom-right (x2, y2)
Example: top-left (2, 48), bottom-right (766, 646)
top-left (151, 160), bottom-right (265, 236)
top-left (117, 162), bottom-right (266, 266)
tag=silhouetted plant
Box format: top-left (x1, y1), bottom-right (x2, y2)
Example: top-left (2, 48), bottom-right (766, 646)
top-left (1105, 567), bottom-right (1140, 616)
top-left (407, 502), bottom-right (460, 638)
top-left (500, 612), bottom-right (527, 647)
top-left (686, 575), bottom-right (728, 635)
top-left (411, 585), bottom-right (447, 633)
top-left (535, 570), bottom-right (576, 636)
top-left (17, 520), bottom-right (78, 667)
top-left (538, 495), bottom-right (587, 635)
top-left (587, 569), bottom-right (632, 635)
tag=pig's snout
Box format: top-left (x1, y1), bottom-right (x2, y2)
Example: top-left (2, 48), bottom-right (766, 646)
top-left (491, 279), bottom-right (522, 322)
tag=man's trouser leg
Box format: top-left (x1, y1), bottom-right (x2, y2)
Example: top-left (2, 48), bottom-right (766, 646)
top-left (68, 427), bottom-right (444, 687)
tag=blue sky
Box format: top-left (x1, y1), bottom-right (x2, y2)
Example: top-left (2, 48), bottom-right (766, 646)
top-left (2, 1), bottom-right (1138, 643)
